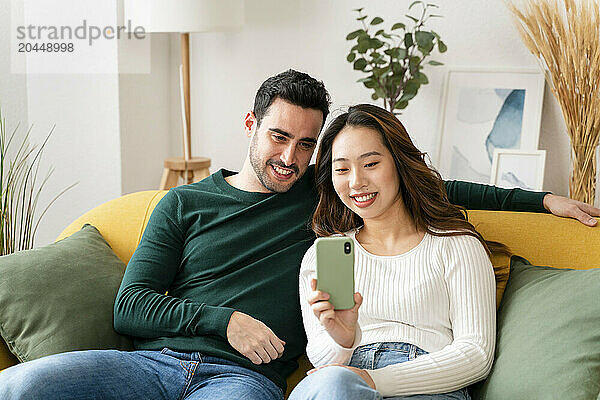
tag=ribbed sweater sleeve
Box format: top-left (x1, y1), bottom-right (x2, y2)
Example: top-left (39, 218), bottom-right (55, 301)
top-left (299, 245), bottom-right (363, 366)
top-left (367, 235), bottom-right (496, 396)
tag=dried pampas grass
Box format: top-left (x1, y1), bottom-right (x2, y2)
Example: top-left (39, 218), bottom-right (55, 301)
top-left (507, 0), bottom-right (600, 204)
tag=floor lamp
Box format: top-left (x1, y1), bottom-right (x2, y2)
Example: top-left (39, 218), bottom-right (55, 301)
top-left (125, 0), bottom-right (244, 189)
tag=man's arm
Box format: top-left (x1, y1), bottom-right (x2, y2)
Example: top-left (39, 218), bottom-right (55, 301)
top-left (444, 180), bottom-right (599, 227)
top-left (542, 193), bottom-right (599, 226)
top-left (113, 190), bottom-right (235, 339)
top-left (113, 190), bottom-right (286, 365)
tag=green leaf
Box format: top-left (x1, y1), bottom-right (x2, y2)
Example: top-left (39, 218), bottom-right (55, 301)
top-left (353, 58), bottom-right (368, 71)
top-left (428, 60), bottom-right (444, 65)
top-left (429, 14), bottom-right (443, 18)
top-left (427, 3), bottom-right (440, 8)
top-left (394, 100), bottom-right (409, 109)
top-left (404, 32), bottom-right (414, 48)
top-left (347, 53), bottom-right (356, 62)
top-left (405, 14), bottom-right (419, 23)
top-left (391, 62), bottom-right (404, 75)
top-left (371, 17), bottom-right (384, 25)
top-left (391, 23), bottom-right (406, 30)
top-left (381, 32), bottom-right (393, 39)
top-left (374, 29), bottom-right (385, 36)
top-left (416, 72), bottom-right (429, 84)
top-left (399, 89), bottom-right (417, 102)
top-left (438, 41), bottom-right (447, 53)
top-left (353, 7), bottom-right (364, 12)
top-left (386, 48), bottom-right (399, 58)
top-left (370, 51), bottom-right (383, 60)
top-left (370, 38), bottom-right (384, 49)
top-left (357, 38), bottom-right (371, 53)
top-left (371, 93), bottom-right (379, 100)
top-left (385, 47), bottom-right (407, 60)
top-left (409, 1), bottom-right (423, 9)
top-left (391, 75), bottom-right (404, 86)
top-left (408, 56), bottom-right (421, 74)
top-left (415, 31), bottom-right (435, 49)
top-left (351, 44), bottom-right (359, 51)
top-left (405, 79), bottom-right (420, 94)
top-left (363, 79), bottom-right (377, 89)
top-left (357, 15), bottom-right (368, 21)
top-left (372, 65), bottom-right (390, 78)
top-left (346, 29), bottom-right (366, 40)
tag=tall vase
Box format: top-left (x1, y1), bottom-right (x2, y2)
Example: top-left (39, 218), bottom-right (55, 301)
top-left (569, 144), bottom-right (600, 207)
top-left (596, 145), bottom-right (600, 208)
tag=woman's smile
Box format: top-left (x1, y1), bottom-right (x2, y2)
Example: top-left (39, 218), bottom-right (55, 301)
top-left (350, 192), bottom-right (378, 207)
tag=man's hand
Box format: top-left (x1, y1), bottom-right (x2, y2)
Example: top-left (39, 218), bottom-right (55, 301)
top-left (226, 311), bottom-right (285, 365)
top-left (543, 194), bottom-right (600, 227)
top-left (307, 364), bottom-right (376, 390)
top-left (308, 279), bottom-right (362, 348)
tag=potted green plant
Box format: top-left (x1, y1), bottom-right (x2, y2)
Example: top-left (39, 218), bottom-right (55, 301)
top-left (346, 1), bottom-right (447, 114)
top-left (0, 108), bottom-right (76, 254)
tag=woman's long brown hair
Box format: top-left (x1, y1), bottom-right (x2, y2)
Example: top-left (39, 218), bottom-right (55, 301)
top-left (312, 103), bottom-right (509, 257)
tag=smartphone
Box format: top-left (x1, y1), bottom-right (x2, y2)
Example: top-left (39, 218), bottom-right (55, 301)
top-left (315, 236), bottom-right (355, 310)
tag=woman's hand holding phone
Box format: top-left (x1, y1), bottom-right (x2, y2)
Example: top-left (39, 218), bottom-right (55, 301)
top-left (308, 278), bottom-right (363, 348)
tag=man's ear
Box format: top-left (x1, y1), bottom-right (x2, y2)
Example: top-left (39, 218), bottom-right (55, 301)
top-left (244, 112), bottom-right (257, 138)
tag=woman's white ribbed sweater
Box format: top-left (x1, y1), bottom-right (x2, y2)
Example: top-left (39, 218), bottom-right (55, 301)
top-left (299, 231), bottom-right (496, 397)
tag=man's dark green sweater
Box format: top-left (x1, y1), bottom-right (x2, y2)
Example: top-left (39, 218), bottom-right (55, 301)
top-left (114, 165), bottom-right (548, 391)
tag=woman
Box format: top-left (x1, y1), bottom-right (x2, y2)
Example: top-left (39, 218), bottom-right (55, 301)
top-left (289, 104), bottom-right (499, 400)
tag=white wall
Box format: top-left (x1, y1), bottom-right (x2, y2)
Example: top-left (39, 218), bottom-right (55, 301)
top-left (0, 1), bottom-right (28, 135)
top-left (188, 0), bottom-right (569, 196)
top-left (25, 76), bottom-right (123, 247)
top-left (1, 0), bottom-right (173, 247)
top-left (119, 32), bottom-right (172, 194)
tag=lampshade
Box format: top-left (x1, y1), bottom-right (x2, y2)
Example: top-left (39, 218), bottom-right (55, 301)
top-left (124, 0), bottom-right (244, 33)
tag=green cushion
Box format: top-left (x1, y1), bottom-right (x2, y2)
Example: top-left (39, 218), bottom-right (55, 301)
top-left (472, 256), bottom-right (600, 399)
top-left (0, 224), bottom-right (133, 362)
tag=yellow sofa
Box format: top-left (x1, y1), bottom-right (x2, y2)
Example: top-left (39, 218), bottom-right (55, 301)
top-left (1, 190), bottom-right (599, 396)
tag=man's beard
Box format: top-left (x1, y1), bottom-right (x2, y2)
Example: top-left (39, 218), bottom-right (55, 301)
top-left (249, 135), bottom-right (300, 193)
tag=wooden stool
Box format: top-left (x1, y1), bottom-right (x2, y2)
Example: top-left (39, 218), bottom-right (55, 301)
top-left (159, 157), bottom-right (211, 190)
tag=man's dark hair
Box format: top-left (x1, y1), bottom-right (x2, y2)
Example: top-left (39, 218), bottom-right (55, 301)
top-left (253, 69), bottom-right (331, 128)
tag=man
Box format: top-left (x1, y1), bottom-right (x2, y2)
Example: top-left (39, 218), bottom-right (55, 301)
top-left (0, 69), bottom-right (597, 400)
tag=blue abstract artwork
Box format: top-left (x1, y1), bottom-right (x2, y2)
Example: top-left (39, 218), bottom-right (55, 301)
top-left (448, 88), bottom-right (525, 183)
top-left (485, 89), bottom-right (525, 161)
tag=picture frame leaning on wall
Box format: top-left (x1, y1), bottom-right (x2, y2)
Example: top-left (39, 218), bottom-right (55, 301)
top-left (436, 68), bottom-right (545, 185)
top-left (490, 149), bottom-right (546, 191)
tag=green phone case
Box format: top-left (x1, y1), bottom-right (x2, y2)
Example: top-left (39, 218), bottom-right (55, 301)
top-left (315, 236), bottom-right (355, 310)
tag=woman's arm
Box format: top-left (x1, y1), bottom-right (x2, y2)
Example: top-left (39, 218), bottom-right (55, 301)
top-left (367, 234), bottom-right (496, 397)
top-left (299, 244), bottom-right (363, 366)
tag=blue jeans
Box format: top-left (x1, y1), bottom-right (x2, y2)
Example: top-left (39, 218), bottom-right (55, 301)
top-left (289, 342), bottom-right (471, 400)
top-left (0, 348), bottom-right (283, 400)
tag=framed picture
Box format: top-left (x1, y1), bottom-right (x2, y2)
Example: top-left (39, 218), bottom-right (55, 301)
top-left (436, 68), bottom-right (545, 184)
top-left (490, 149), bottom-right (546, 191)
